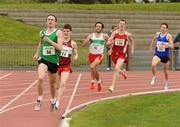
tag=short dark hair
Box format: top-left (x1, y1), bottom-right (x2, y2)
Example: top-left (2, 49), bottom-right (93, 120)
top-left (161, 23), bottom-right (168, 29)
top-left (119, 19), bottom-right (127, 24)
top-left (111, 25), bottom-right (117, 29)
top-left (63, 24), bottom-right (72, 31)
top-left (46, 14), bottom-right (57, 22)
top-left (95, 22), bottom-right (104, 29)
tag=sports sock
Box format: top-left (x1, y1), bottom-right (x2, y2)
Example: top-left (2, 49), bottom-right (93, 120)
top-left (37, 96), bottom-right (43, 101)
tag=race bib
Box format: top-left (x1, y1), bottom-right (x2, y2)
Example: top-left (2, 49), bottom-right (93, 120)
top-left (60, 46), bottom-right (72, 58)
top-left (43, 46), bottom-right (55, 55)
top-left (115, 39), bottom-right (125, 46)
top-left (156, 41), bottom-right (165, 52)
top-left (92, 43), bottom-right (101, 50)
top-left (60, 49), bottom-right (68, 57)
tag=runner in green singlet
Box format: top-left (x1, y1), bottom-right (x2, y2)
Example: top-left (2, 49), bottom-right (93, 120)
top-left (33, 14), bottom-right (63, 112)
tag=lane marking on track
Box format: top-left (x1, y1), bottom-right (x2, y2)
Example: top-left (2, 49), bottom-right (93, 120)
top-left (0, 80), bottom-right (38, 112)
top-left (1, 85), bottom-right (180, 100)
top-left (0, 88), bottom-right (180, 115)
top-left (62, 73), bottom-right (82, 118)
top-left (0, 99), bottom-right (49, 114)
top-left (0, 73), bottom-right (12, 80)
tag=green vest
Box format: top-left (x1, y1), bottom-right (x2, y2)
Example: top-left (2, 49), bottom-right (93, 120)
top-left (39, 29), bottom-right (60, 64)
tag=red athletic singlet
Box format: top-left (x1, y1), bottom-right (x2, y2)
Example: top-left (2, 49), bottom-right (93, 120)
top-left (59, 40), bottom-right (73, 66)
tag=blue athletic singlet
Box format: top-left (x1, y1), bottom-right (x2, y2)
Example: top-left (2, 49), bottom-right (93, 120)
top-left (155, 33), bottom-right (169, 57)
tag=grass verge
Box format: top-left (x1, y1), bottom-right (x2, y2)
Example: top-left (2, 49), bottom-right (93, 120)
top-left (0, 3), bottom-right (180, 12)
top-left (70, 92), bottom-right (180, 127)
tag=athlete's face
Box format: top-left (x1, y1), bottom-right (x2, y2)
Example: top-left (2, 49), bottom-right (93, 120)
top-left (160, 25), bottom-right (168, 33)
top-left (63, 29), bottom-right (71, 38)
top-left (118, 21), bottom-right (126, 30)
top-left (46, 16), bottom-right (57, 28)
top-left (95, 23), bottom-right (103, 33)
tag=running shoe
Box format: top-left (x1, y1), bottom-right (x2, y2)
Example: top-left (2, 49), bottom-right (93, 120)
top-left (108, 85), bottom-right (114, 93)
top-left (150, 76), bottom-right (156, 85)
top-left (97, 83), bottom-right (102, 92)
top-left (34, 100), bottom-right (42, 111)
top-left (50, 102), bottom-right (58, 112)
top-left (164, 82), bottom-right (169, 90)
top-left (90, 82), bottom-right (95, 90)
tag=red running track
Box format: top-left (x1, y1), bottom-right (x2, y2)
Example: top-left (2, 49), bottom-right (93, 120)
top-left (0, 70), bottom-right (180, 127)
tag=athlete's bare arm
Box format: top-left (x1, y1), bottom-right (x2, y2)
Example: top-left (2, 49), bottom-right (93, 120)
top-left (104, 33), bottom-right (109, 43)
top-left (82, 33), bottom-right (92, 47)
top-left (72, 40), bottom-right (78, 61)
top-left (150, 32), bottom-right (158, 53)
top-left (128, 33), bottom-right (134, 55)
top-left (106, 31), bottom-right (115, 46)
top-left (44, 30), bottom-right (63, 51)
top-left (33, 34), bottom-right (42, 61)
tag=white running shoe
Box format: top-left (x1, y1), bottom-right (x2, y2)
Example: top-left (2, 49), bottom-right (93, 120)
top-left (34, 100), bottom-right (42, 111)
top-left (150, 76), bottom-right (156, 85)
top-left (164, 82), bottom-right (169, 90)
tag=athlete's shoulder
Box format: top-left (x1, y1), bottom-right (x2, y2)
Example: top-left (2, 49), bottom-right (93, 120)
top-left (126, 31), bottom-right (132, 37)
top-left (156, 32), bottom-right (160, 35)
top-left (71, 40), bottom-right (77, 48)
top-left (89, 33), bottom-right (94, 38)
top-left (56, 29), bottom-right (63, 36)
top-left (40, 29), bottom-right (45, 34)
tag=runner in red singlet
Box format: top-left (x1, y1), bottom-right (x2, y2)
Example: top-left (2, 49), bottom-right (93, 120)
top-left (107, 19), bottom-right (134, 92)
top-left (52, 24), bottom-right (78, 111)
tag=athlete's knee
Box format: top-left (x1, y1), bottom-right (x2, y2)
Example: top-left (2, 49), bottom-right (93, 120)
top-left (60, 82), bottom-right (66, 88)
top-left (90, 64), bottom-right (96, 69)
top-left (163, 65), bottom-right (169, 70)
top-left (114, 68), bottom-right (119, 73)
top-left (38, 77), bottom-right (44, 83)
top-left (50, 80), bottom-right (56, 85)
top-left (56, 85), bottom-right (59, 90)
top-left (151, 63), bottom-right (156, 67)
top-left (90, 63), bottom-right (95, 68)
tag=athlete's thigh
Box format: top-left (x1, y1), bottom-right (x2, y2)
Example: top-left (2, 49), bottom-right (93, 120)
top-left (152, 55), bottom-right (160, 66)
top-left (90, 56), bottom-right (103, 68)
top-left (163, 61), bottom-right (169, 69)
top-left (115, 58), bottom-right (125, 70)
top-left (38, 63), bottom-right (48, 79)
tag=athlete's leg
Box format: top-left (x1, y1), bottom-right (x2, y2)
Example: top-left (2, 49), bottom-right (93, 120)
top-left (163, 61), bottom-right (169, 90)
top-left (90, 58), bottom-right (102, 91)
top-left (151, 55), bottom-right (160, 77)
top-left (109, 58), bottom-right (125, 92)
top-left (34, 63), bottom-right (48, 111)
top-left (48, 72), bottom-right (58, 112)
top-left (163, 61), bottom-right (169, 81)
top-left (90, 57), bottom-right (102, 79)
top-left (56, 71), bottom-right (70, 108)
top-left (37, 63), bottom-right (48, 98)
top-left (150, 56), bottom-right (160, 85)
top-left (48, 72), bottom-right (57, 100)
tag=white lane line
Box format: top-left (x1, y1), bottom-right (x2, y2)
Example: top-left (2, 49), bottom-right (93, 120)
top-left (0, 73), bottom-right (12, 80)
top-left (62, 73), bottom-right (82, 118)
top-left (1, 84), bottom-right (180, 100)
top-left (0, 99), bottom-right (49, 114)
top-left (0, 80), bottom-right (38, 112)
